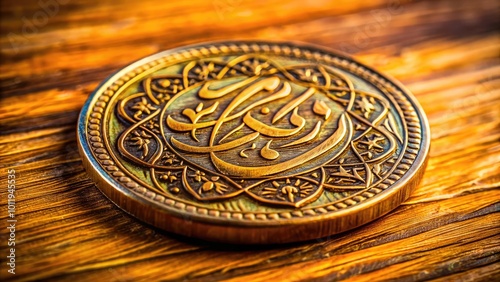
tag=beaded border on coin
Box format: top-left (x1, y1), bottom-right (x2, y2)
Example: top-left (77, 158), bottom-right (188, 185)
top-left (77, 41), bottom-right (430, 244)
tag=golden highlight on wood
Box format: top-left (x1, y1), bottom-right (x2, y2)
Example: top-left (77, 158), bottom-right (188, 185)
top-left (1, 0), bottom-right (498, 280)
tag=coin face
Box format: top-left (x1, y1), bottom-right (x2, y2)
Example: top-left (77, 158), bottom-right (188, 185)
top-left (78, 41), bottom-right (430, 244)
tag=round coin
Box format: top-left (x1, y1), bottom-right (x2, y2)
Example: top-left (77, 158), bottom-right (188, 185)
top-left (77, 40), bottom-right (430, 244)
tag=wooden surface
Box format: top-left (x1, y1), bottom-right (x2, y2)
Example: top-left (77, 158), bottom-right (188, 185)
top-left (1, 0), bottom-right (499, 281)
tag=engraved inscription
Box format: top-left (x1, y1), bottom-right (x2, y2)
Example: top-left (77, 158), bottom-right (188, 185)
top-left (115, 54), bottom-right (404, 208)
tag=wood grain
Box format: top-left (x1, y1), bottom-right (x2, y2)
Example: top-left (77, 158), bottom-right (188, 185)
top-left (1, 0), bottom-right (499, 281)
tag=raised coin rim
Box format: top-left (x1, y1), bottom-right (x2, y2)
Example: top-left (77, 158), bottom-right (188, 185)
top-left (77, 40), bottom-right (430, 244)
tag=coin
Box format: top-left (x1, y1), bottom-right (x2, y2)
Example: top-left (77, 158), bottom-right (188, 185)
top-left (77, 41), bottom-right (430, 244)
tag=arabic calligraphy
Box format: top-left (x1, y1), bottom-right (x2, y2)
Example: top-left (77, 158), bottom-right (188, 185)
top-left (164, 76), bottom-right (348, 178)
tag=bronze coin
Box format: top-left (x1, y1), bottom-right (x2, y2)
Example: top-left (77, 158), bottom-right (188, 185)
top-left (77, 41), bottom-right (430, 244)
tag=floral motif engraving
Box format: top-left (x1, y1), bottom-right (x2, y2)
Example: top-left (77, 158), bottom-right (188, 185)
top-left (114, 54), bottom-right (406, 208)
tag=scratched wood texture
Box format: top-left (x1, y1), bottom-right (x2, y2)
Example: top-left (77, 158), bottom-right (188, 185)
top-left (1, 0), bottom-right (499, 281)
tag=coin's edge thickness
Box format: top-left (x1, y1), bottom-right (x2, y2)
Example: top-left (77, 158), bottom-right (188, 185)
top-left (77, 40), bottom-right (430, 244)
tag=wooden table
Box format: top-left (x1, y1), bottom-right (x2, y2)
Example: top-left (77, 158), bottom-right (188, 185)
top-left (1, 0), bottom-right (499, 281)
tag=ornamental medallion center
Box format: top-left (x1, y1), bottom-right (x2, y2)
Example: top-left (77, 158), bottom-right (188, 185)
top-left (115, 54), bottom-right (404, 208)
